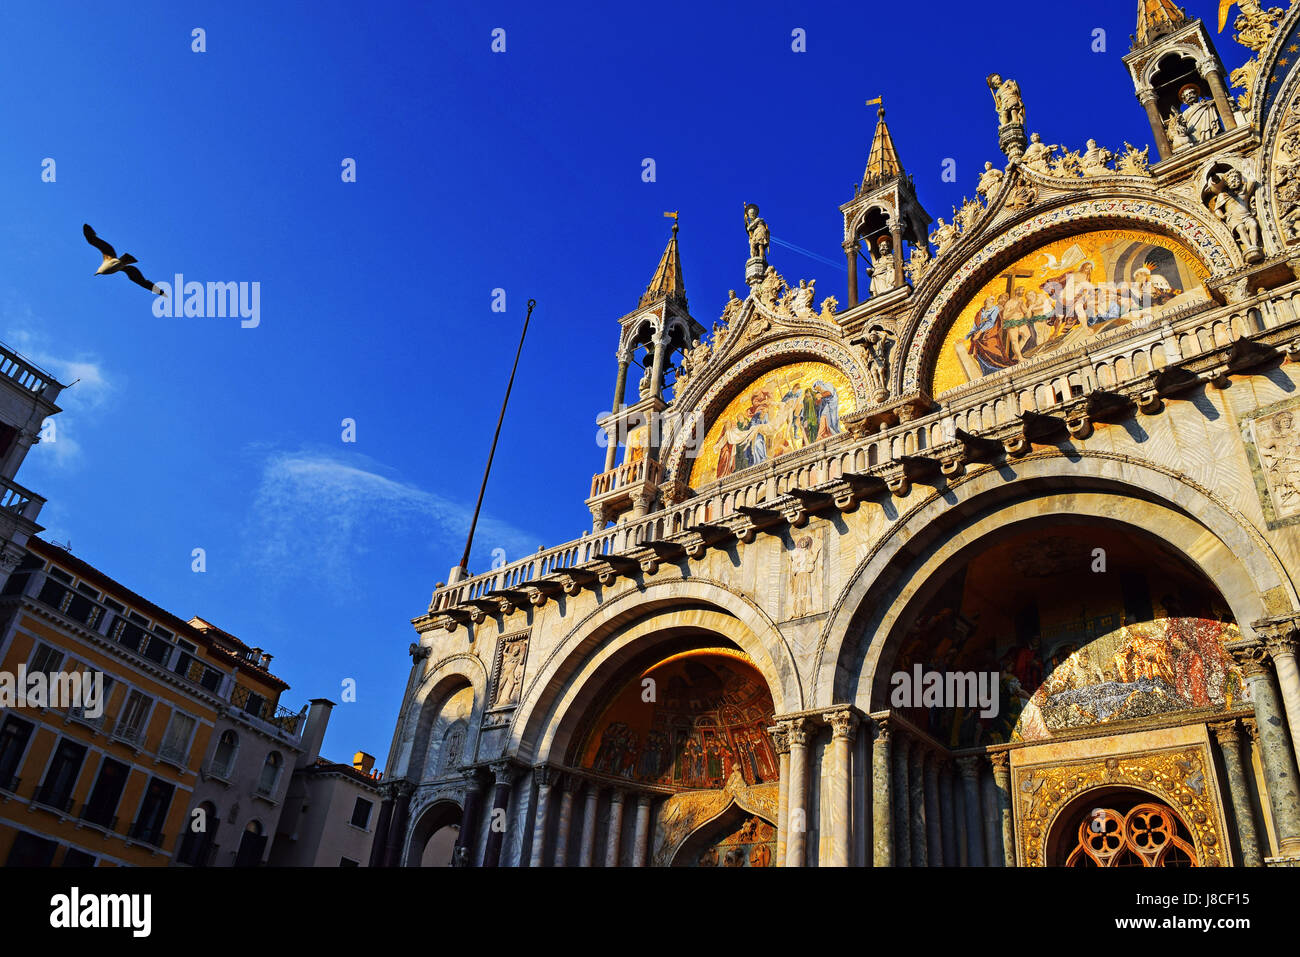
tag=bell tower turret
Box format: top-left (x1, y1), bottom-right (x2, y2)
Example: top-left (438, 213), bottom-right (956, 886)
top-left (587, 215), bottom-right (704, 531)
top-left (839, 101), bottom-right (932, 313)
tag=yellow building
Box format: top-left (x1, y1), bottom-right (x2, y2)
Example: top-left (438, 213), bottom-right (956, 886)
top-left (0, 537), bottom-right (302, 866)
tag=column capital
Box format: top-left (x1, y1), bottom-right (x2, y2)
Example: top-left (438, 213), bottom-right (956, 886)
top-left (489, 761), bottom-right (517, 785)
top-left (987, 751), bottom-right (1010, 772)
top-left (1136, 85), bottom-right (1157, 104)
top-left (955, 755), bottom-right (983, 780)
top-left (1227, 639), bottom-right (1273, 678)
top-left (784, 717), bottom-right (811, 748)
top-left (1197, 57), bottom-right (1225, 78)
top-left (826, 709), bottom-right (860, 741)
top-left (767, 723), bottom-right (791, 755)
top-left (636, 791), bottom-right (655, 809)
top-left (843, 239), bottom-right (858, 253)
top-left (607, 787), bottom-right (628, 805)
top-left (1242, 716), bottom-right (1260, 744)
top-left (533, 765), bottom-right (555, 788)
top-left (461, 768), bottom-right (487, 793)
top-left (870, 715), bottom-right (892, 743)
top-left (1207, 718), bottom-right (1240, 745)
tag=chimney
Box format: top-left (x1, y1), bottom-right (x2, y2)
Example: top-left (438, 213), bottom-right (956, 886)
top-left (298, 698), bottom-right (334, 767)
top-left (353, 751), bottom-right (376, 776)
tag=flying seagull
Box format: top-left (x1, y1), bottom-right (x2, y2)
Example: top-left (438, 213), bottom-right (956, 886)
top-left (82, 224), bottom-right (166, 296)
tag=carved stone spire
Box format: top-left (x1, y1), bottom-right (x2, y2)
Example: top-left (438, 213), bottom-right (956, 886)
top-left (1134, 0), bottom-right (1187, 48)
top-left (639, 215), bottom-right (686, 308)
top-left (860, 105), bottom-right (903, 190)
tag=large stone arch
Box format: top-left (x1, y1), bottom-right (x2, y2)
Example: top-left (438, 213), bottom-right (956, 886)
top-left (395, 654), bottom-right (488, 782)
top-left (899, 191), bottom-right (1239, 396)
top-left (404, 798), bottom-right (463, 867)
top-left (664, 333), bottom-right (871, 484)
top-left (508, 578), bottom-right (802, 767)
top-left (813, 450), bottom-right (1298, 710)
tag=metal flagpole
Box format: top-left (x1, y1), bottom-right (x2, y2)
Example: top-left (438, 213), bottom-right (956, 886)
top-left (457, 298), bottom-right (536, 578)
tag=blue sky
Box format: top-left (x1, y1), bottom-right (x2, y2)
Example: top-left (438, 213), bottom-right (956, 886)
top-left (1, 0), bottom-right (1241, 765)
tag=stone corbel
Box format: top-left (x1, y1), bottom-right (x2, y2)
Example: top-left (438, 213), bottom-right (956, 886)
top-left (1064, 407), bottom-right (1092, 439)
top-left (953, 428), bottom-right (1003, 463)
top-left (842, 471), bottom-right (890, 499)
top-left (684, 523), bottom-right (733, 558)
top-left (1136, 389), bottom-right (1163, 414)
top-left (1225, 337), bottom-right (1280, 374)
top-left (882, 463), bottom-right (911, 497)
top-left (1018, 410), bottom-right (1067, 442)
top-left (1085, 388), bottom-right (1131, 422)
top-left (408, 642), bottom-right (432, 664)
top-left (1152, 365), bottom-right (1200, 399)
top-left (735, 506), bottom-right (784, 542)
top-left (596, 555), bottom-right (639, 586)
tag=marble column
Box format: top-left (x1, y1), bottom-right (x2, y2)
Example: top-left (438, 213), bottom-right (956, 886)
top-left (891, 732), bottom-right (911, 867)
top-left (989, 752), bottom-right (1015, 867)
top-left (981, 761), bottom-right (1001, 867)
top-left (1200, 61), bottom-right (1238, 132)
top-left (844, 241), bottom-right (858, 308)
top-left (632, 793), bottom-right (653, 867)
top-left (604, 789), bottom-right (626, 867)
top-left (1138, 88), bottom-right (1172, 160)
top-left (1208, 720), bottom-right (1262, 867)
top-left (578, 783), bottom-right (601, 867)
top-left (482, 762), bottom-right (515, 868)
top-left (952, 765), bottom-right (968, 866)
top-left (957, 757), bottom-right (986, 866)
top-left (870, 718), bottom-right (893, 867)
top-left (1261, 626), bottom-right (1300, 762)
top-left (604, 356), bottom-right (630, 472)
top-left (370, 788), bottom-right (395, 867)
top-left (939, 764), bottom-right (957, 867)
top-left (924, 755), bottom-right (942, 867)
top-left (382, 780), bottom-right (413, 868)
top-left (890, 222), bottom-right (905, 289)
top-left (649, 332), bottom-right (669, 403)
top-left (827, 710), bottom-right (858, 868)
top-left (553, 777), bottom-right (577, 867)
top-left (528, 766), bottom-right (553, 868)
top-left (1231, 642), bottom-right (1300, 857)
top-left (769, 724), bottom-right (791, 867)
top-left (785, 718), bottom-right (810, 867)
top-left (454, 772), bottom-right (485, 866)
top-left (909, 745), bottom-right (927, 867)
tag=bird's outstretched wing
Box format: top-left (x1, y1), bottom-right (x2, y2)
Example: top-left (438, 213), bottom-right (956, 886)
top-left (82, 223), bottom-right (117, 260)
top-left (122, 265), bottom-right (165, 296)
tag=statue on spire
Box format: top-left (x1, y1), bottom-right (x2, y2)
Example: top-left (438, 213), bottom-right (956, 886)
top-left (987, 73), bottom-right (1028, 161)
top-left (743, 203), bottom-right (770, 287)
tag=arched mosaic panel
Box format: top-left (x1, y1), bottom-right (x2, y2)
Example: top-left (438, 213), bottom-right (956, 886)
top-left (931, 228), bottom-right (1210, 394)
top-left (902, 199), bottom-right (1232, 394)
top-left (688, 361), bottom-right (853, 486)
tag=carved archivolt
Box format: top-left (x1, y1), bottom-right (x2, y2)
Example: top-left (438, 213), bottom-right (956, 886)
top-left (651, 771), bottom-right (779, 867)
top-left (1014, 745), bottom-right (1227, 867)
top-left (663, 335), bottom-right (871, 482)
top-left (899, 194), bottom-right (1236, 394)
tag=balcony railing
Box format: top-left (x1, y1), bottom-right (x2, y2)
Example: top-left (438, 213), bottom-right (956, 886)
top-left (431, 288), bottom-right (1300, 617)
top-left (78, 803), bottom-right (117, 831)
top-left (157, 742), bottom-right (189, 767)
top-left (32, 786), bottom-right (74, 814)
top-left (589, 457), bottom-right (663, 498)
top-left (0, 476), bottom-right (43, 523)
top-left (0, 343), bottom-right (57, 397)
top-left (67, 705), bottom-right (106, 730)
top-left (112, 723), bottom-right (145, 747)
top-left (128, 820), bottom-right (166, 848)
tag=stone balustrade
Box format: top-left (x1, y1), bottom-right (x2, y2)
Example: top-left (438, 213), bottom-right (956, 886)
top-left (428, 289), bottom-right (1300, 622)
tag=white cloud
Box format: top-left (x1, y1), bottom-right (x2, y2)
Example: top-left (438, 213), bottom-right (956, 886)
top-left (1, 324), bottom-right (115, 469)
top-left (246, 449), bottom-right (541, 593)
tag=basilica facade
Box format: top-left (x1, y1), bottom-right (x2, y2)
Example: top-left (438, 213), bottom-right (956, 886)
top-left (375, 0), bottom-right (1300, 867)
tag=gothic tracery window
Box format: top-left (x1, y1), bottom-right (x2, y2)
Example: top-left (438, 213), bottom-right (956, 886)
top-left (1064, 801), bottom-right (1197, 867)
